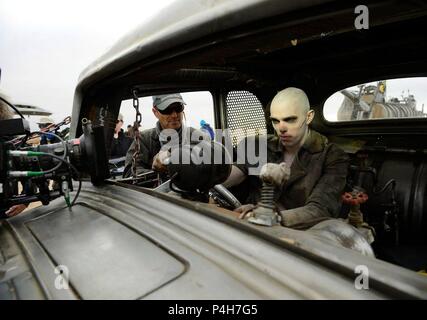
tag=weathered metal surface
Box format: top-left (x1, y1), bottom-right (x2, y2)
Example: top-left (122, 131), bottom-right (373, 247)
top-left (3, 182), bottom-right (427, 299)
top-left (26, 205), bottom-right (185, 299)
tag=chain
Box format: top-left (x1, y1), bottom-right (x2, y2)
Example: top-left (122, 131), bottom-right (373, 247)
top-left (131, 89), bottom-right (142, 178)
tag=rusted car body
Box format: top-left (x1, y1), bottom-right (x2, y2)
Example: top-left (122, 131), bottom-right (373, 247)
top-left (1, 0), bottom-right (427, 299)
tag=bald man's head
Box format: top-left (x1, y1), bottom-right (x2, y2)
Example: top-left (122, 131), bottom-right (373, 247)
top-left (269, 87), bottom-right (314, 151)
top-left (271, 87), bottom-right (310, 116)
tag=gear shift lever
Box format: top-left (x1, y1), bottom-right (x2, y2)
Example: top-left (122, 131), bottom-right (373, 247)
top-left (248, 163), bottom-right (290, 226)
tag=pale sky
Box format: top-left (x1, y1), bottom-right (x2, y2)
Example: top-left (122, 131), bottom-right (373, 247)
top-left (2, 1), bottom-right (425, 130)
top-left (0, 0), bottom-right (180, 130)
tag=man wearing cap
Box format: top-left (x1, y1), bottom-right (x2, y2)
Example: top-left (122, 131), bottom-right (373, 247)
top-left (37, 116), bottom-right (60, 145)
top-left (110, 113), bottom-right (133, 159)
top-left (124, 93), bottom-right (209, 176)
top-left (37, 116), bottom-right (54, 128)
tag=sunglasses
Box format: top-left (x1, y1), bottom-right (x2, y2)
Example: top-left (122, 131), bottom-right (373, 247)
top-left (157, 103), bottom-right (184, 115)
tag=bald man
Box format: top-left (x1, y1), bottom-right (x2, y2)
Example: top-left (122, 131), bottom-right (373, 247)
top-left (224, 87), bottom-right (349, 229)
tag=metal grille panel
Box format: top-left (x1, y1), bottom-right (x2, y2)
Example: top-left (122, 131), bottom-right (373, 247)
top-left (226, 91), bottom-right (267, 147)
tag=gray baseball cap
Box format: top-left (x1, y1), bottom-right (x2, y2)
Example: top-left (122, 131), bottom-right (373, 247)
top-left (152, 93), bottom-right (186, 111)
top-left (37, 116), bottom-right (55, 124)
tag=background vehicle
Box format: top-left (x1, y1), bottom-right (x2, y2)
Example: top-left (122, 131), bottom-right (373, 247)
top-left (1, 0), bottom-right (427, 299)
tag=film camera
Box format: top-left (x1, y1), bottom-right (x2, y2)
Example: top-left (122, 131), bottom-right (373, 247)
top-left (0, 117), bottom-right (109, 213)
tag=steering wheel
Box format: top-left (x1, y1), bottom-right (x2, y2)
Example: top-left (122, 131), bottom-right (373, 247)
top-left (151, 141), bottom-right (241, 208)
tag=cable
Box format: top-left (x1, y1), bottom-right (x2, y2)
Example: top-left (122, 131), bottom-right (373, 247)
top-left (7, 131), bottom-right (80, 207)
top-left (16, 133), bottom-right (31, 149)
top-left (36, 152), bottom-right (82, 206)
top-left (373, 179), bottom-right (396, 194)
top-left (29, 131), bottom-right (67, 174)
top-left (32, 131), bottom-right (66, 153)
top-left (68, 162), bottom-right (82, 207)
top-left (31, 131), bottom-right (67, 159)
top-left (0, 95), bottom-right (25, 118)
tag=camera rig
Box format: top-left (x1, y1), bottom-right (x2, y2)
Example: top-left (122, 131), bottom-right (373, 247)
top-left (0, 117), bottom-right (109, 213)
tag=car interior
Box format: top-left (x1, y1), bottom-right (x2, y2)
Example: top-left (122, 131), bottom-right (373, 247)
top-left (76, 2), bottom-right (427, 275)
top-left (3, 1), bottom-right (427, 301)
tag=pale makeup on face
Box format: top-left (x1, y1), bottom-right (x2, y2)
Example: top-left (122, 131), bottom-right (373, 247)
top-left (270, 101), bottom-right (312, 154)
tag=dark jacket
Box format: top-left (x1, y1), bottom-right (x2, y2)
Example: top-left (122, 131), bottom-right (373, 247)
top-left (236, 130), bottom-right (349, 229)
top-left (110, 129), bottom-right (133, 159)
top-left (40, 131), bottom-right (61, 145)
top-left (124, 122), bottom-right (208, 176)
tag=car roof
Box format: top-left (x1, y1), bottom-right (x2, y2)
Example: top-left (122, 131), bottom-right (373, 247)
top-left (71, 0), bottom-right (427, 138)
top-left (76, 0), bottom-right (334, 90)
